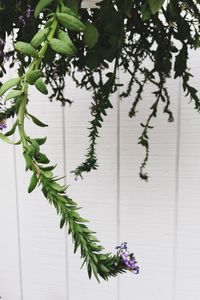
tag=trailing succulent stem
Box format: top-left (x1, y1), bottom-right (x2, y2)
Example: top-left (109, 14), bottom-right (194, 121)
top-left (0, 0), bottom-right (138, 281)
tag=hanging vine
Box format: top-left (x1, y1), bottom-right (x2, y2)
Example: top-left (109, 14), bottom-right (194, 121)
top-left (0, 0), bottom-right (200, 280)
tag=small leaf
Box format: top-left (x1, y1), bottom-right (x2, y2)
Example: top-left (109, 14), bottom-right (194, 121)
top-left (141, 2), bottom-right (152, 21)
top-left (56, 12), bottom-right (86, 32)
top-left (99, 264), bottom-right (110, 273)
top-left (176, 17), bottom-right (191, 41)
top-left (61, 5), bottom-right (77, 17)
top-left (42, 170), bottom-right (53, 178)
top-left (0, 132), bottom-right (20, 145)
top-left (28, 173), bottom-right (38, 193)
top-left (0, 77), bottom-right (21, 97)
top-left (40, 165), bottom-right (56, 171)
top-left (35, 152), bottom-right (50, 164)
top-left (50, 38), bottom-right (76, 56)
top-left (51, 181), bottom-right (64, 192)
top-left (60, 217), bottom-right (66, 229)
top-left (84, 23), bottom-right (99, 49)
top-left (5, 89), bottom-right (22, 101)
top-left (5, 121), bottom-right (18, 136)
top-left (23, 152), bottom-right (32, 171)
top-left (35, 136), bottom-right (47, 145)
top-left (26, 70), bottom-right (41, 85)
top-left (64, 0), bottom-right (78, 14)
top-left (58, 30), bottom-right (76, 52)
top-left (30, 139), bottom-right (40, 155)
top-left (31, 28), bottom-right (49, 49)
top-left (28, 113), bottom-right (48, 127)
top-left (44, 16), bottom-right (54, 28)
top-left (35, 78), bottom-right (48, 95)
top-left (15, 42), bottom-right (38, 57)
top-left (147, 0), bottom-right (165, 14)
top-left (174, 45), bottom-right (188, 78)
top-left (34, 0), bottom-right (53, 18)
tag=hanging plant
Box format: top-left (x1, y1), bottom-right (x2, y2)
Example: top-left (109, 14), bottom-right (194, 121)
top-left (0, 0), bottom-right (199, 280)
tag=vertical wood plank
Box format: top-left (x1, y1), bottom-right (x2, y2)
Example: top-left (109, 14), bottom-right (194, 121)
top-left (176, 50), bottom-right (200, 300)
top-left (0, 68), bottom-right (21, 300)
top-left (0, 131), bottom-right (22, 300)
top-left (64, 77), bottom-right (118, 300)
top-left (119, 73), bottom-right (179, 300)
top-left (14, 89), bottom-right (68, 300)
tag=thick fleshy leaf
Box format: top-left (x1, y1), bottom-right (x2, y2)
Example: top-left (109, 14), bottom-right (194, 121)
top-left (35, 0), bottom-right (53, 17)
top-left (0, 77), bottom-right (21, 97)
top-left (84, 23), bottom-right (99, 49)
top-left (56, 12), bottom-right (86, 32)
top-left (147, 0), bottom-right (165, 14)
top-left (28, 113), bottom-right (48, 127)
top-left (15, 42), bottom-right (38, 57)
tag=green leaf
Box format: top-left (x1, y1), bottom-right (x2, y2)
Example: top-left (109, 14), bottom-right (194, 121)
top-left (51, 181), bottom-right (64, 192)
top-left (60, 217), bottom-right (66, 229)
top-left (35, 152), bottom-right (50, 164)
top-left (194, 35), bottom-right (200, 49)
top-left (84, 23), bottom-right (99, 49)
top-left (42, 170), bottom-right (53, 178)
top-left (28, 113), bottom-right (48, 127)
top-left (23, 152), bottom-right (32, 171)
top-left (0, 77), bottom-right (21, 97)
top-left (35, 78), bottom-right (48, 95)
top-left (56, 13), bottom-right (86, 32)
top-left (35, 136), bottom-right (47, 145)
top-left (44, 16), bottom-right (54, 28)
top-left (176, 17), bottom-right (191, 40)
top-left (99, 264), bottom-right (110, 273)
top-left (5, 89), bottom-right (22, 101)
top-left (34, 0), bottom-right (53, 18)
top-left (64, 0), bottom-right (78, 14)
top-left (90, 262), bottom-right (99, 282)
top-left (40, 165), bottom-right (56, 171)
top-left (174, 45), bottom-right (188, 78)
top-left (50, 38), bottom-right (76, 56)
top-left (31, 28), bottom-right (49, 49)
top-left (58, 30), bottom-right (76, 52)
top-left (28, 173), bottom-right (38, 193)
top-left (30, 139), bottom-right (40, 155)
top-left (5, 121), bottom-right (18, 136)
top-left (61, 5), bottom-right (77, 17)
top-left (0, 132), bottom-right (20, 145)
top-left (147, 0), bottom-right (165, 14)
top-left (141, 2), bottom-right (152, 21)
top-left (26, 70), bottom-right (41, 85)
top-left (15, 42), bottom-right (38, 57)
top-left (167, 2), bottom-right (178, 18)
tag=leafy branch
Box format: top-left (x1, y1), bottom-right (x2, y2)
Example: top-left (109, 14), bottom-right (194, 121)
top-left (0, 0), bottom-right (138, 281)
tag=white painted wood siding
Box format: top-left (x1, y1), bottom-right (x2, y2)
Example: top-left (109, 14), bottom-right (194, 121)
top-left (0, 50), bottom-right (200, 300)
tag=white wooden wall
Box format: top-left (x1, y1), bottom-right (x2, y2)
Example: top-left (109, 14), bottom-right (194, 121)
top-left (0, 50), bottom-right (200, 300)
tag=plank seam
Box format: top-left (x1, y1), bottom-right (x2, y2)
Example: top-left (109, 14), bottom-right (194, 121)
top-left (172, 78), bottom-right (182, 300)
top-left (13, 144), bottom-right (24, 300)
top-left (62, 106), bottom-right (69, 300)
top-left (116, 76), bottom-right (121, 300)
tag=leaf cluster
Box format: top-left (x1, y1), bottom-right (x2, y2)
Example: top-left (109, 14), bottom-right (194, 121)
top-left (0, 0), bottom-right (132, 281)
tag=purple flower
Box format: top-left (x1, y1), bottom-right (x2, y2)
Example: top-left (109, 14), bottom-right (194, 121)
top-left (19, 15), bottom-right (26, 26)
top-left (26, 5), bottom-right (33, 18)
top-left (116, 242), bottom-right (139, 274)
top-left (18, 4), bottom-right (33, 26)
top-left (0, 120), bottom-right (7, 130)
